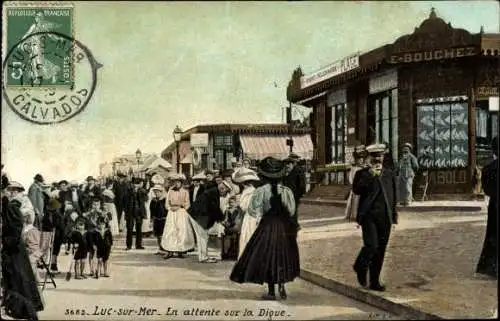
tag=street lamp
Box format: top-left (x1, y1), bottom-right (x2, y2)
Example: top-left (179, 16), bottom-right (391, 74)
top-left (286, 100), bottom-right (294, 154)
top-left (135, 149), bottom-right (142, 178)
top-left (173, 125), bottom-right (182, 174)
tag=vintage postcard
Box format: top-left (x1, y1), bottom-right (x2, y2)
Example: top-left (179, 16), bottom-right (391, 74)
top-left (1, 1), bottom-right (498, 320)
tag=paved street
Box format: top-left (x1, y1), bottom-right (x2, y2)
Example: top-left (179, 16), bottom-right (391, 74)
top-left (37, 237), bottom-right (394, 321)
top-left (298, 210), bottom-right (498, 319)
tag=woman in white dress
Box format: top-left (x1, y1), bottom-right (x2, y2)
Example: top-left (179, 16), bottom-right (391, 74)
top-left (233, 168), bottom-right (260, 259)
top-left (161, 174), bottom-right (196, 259)
top-left (344, 145), bottom-right (367, 221)
top-left (102, 181), bottom-right (120, 236)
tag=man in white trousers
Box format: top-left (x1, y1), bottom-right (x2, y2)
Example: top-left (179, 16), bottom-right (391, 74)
top-left (187, 182), bottom-right (229, 263)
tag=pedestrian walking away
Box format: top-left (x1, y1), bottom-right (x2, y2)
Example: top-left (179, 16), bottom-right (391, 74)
top-left (230, 157), bottom-right (300, 301)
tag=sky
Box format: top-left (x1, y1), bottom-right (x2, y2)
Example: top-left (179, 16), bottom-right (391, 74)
top-left (2, 0), bottom-right (499, 188)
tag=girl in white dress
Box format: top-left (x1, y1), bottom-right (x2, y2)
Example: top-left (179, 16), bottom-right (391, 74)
top-left (102, 182), bottom-right (120, 236)
top-left (232, 168), bottom-right (260, 259)
top-left (161, 174), bottom-right (196, 259)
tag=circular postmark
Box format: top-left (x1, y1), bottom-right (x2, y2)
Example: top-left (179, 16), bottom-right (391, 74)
top-left (2, 31), bottom-right (101, 125)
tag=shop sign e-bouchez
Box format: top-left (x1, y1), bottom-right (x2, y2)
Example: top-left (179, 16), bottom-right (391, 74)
top-left (388, 46), bottom-right (477, 64)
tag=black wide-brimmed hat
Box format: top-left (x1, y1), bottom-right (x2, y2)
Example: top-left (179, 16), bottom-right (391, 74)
top-left (132, 177), bottom-right (143, 184)
top-left (257, 156), bottom-right (285, 179)
top-left (116, 171), bottom-right (126, 178)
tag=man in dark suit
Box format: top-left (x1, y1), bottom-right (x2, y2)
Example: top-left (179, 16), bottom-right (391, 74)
top-left (189, 172), bottom-right (206, 204)
top-left (113, 172), bottom-right (129, 232)
top-left (125, 177), bottom-right (148, 250)
top-left (352, 143), bottom-right (398, 291)
top-left (283, 153), bottom-right (306, 223)
top-left (188, 182), bottom-right (228, 263)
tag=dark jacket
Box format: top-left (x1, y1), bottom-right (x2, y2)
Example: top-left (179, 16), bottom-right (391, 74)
top-left (113, 181), bottom-right (130, 207)
top-left (1, 196), bottom-right (44, 318)
top-left (283, 165), bottom-right (306, 203)
top-left (126, 186), bottom-right (148, 219)
top-left (188, 184), bottom-right (205, 204)
top-left (188, 185), bottom-right (224, 230)
top-left (223, 206), bottom-right (244, 233)
top-left (150, 197), bottom-right (167, 220)
top-left (82, 184), bottom-right (102, 212)
top-left (59, 189), bottom-right (85, 214)
top-left (353, 167), bottom-right (398, 225)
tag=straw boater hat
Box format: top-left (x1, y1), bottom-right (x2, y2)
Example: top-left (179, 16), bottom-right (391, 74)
top-left (70, 180), bottom-right (78, 187)
top-left (151, 174), bottom-right (165, 185)
top-left (232, 168), bottom-right (260, 184)
top-left (192, 172), bottom-right (207, 181)
top-left (403, 142), bottom-right (413, 150)
top-left (257, 156), bottom-right (286, 179)
top-left (7, 181), bottom-right (25, 191)
top-left (366, 143), bottom-right (386, 155)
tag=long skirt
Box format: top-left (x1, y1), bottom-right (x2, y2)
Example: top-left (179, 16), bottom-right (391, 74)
top-left (103, 202), bottom-right (120, 236)
top-left (398, 176), bottom-right (414, 204)
top-left (142, 197), bottom-right (152, 234)
top-left (476, 200), bottom-right (498, 278)
top-left (238, 214), bottom-right (258, 259)
top-left (161, 208), bottom-right (196, 253)
top-left (230, 213), bottom-right (300, 285)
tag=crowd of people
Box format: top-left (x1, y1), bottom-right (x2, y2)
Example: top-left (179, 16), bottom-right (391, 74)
top-left (0, 154), bottom-right (307, 320)
top-left (4, 137), bottom-right (494, 320)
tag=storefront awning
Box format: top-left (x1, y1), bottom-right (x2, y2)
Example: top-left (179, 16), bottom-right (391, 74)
top-left (240, 134), bottom-right (313, 160)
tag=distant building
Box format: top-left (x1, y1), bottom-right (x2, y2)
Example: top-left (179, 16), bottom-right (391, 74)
top-left (99, 152), bottom-right (156, 178)
top-left (160, 123), bottom-right (313, 178)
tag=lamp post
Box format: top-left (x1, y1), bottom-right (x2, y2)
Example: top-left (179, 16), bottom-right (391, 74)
top-left (173, 125), bottom-right (182, 174)
top-left (135, 149), bottom-right (142, 178)
top-left (286, 100), bottom-right (294, 154)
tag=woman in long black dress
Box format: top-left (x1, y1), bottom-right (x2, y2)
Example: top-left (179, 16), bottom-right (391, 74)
top-left (1, 173), bottom-right (44, 320)
top-left (476, 136), bottom-right (498, 279)
top-left (230, 157), bottom-right (300, 300)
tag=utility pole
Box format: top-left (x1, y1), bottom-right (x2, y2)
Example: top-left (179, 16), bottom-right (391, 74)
top-left (286, 100), bottom-right (293, 154)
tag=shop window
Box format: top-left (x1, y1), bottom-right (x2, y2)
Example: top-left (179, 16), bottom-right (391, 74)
top-left (330, 103), bottom-right (346, 164)
top-left (372, 89), bottom-right (398, 163)
top-left (214, 134), bottom-right (233, 147)
top-left (416, 100), bottom-right (468, 169)
top-left (476, 100), bottom-right (499, 166)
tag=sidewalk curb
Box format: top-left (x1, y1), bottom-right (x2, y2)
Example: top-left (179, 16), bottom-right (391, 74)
top-left (301, 199), bottom-right (484, 212)
top-left (299, 269), bottom-right (443, 320)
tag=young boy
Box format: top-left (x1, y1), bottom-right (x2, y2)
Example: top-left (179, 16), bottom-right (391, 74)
top-left (84, 197), bottom-right (108, 276)
top-left (150, 185), bottom-right (167, 255)
top-left (69, 217), bottom-right (89, 279)
top-left (93, 216), bottom-right (113, 278)
top-left (221, 196), bottom-right (243, 261)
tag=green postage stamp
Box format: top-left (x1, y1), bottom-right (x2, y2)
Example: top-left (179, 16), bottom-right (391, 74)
top-left (5, 3), bottom-right (74, 87)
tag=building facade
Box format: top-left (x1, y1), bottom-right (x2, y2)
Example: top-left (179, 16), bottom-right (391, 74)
top-left (161, 123), bottom-right (313, 178)
top-left (286, 9), bottom-right (499, 196)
